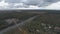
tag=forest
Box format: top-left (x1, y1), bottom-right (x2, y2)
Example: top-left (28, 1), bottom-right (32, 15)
top-left (0, 12), bottom-right (37, 30)
top-left (0, 10), bottom-right (60, 34)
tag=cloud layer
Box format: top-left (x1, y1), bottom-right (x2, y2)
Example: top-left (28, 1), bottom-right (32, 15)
top-left (0, 0), bottom-right (60, 10)
top-left (43, 1), bottom-right (60, 10)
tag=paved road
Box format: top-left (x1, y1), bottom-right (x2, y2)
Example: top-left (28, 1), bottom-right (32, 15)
top-left (0, 16), bottom-right (37, 34)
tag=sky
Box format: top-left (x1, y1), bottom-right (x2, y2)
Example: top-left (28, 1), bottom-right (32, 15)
top-left (0, 0), bottom-right (60, 10)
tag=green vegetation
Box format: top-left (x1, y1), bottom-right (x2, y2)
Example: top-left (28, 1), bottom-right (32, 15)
top-left (22, 13), bottom-right (60, 34)
top-left (2, 12), bottom-right (60, 34)
top-left (0, 12), bottom-right (37, 30)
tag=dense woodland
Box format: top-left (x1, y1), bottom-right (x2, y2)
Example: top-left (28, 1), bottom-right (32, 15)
top-left (20, 12), bottom-right (60, 34)
top-left (3, 12), bottom-right (60, 34)
top-left (0, 12), bottom-right (37, 30)
top-left (0, 10), bottom-right (60, 34)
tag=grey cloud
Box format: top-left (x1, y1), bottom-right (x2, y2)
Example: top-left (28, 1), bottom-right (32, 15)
top-left (0, 0), bottom-right (60, 9)
top-left (4, 0), bottom-right (60, 6)
top-left (5, 0), bottom-right (23, 3)
top-left (0, 0), bottom-right (2, 2)
top-left (24, 0), bottom-right (60, 7)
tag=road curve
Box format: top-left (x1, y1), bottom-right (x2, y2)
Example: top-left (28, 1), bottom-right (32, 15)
top-left (0, 16), bottom-right (37, 34)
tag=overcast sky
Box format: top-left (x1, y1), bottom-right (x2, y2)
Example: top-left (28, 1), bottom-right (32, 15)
top-left (0, 0), bottom-right (60, 10)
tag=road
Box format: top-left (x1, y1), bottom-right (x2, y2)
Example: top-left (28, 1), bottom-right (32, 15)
top-left (0, 16), bottom-right (37, 34)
